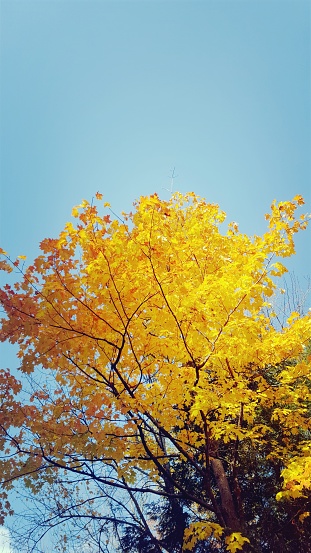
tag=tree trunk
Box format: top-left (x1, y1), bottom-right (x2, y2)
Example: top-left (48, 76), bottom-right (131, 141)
top-left (210, 457), bottom-right (242, 532)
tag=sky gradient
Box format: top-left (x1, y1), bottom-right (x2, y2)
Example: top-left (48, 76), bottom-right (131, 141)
top-left (0, 1), bottom-right (310, 548)
top-left (1, 1), bottom-right (310, 253)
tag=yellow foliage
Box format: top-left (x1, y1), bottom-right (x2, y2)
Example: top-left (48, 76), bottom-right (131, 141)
top-left (183, 521), bottom-right (223, 549)
top-left (0, 192), bottom-right (310, 548)
top-left (225, 533), bottom-right (250, 552)
top-left (299, 511), bottom-right (310, 523)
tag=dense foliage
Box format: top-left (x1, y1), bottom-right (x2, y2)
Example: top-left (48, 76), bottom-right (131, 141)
top-left (0, 192), bottom-right (310, 552)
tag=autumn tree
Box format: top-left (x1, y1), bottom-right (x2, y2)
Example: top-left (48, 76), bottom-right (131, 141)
top-left (0, 192), bottom-right (311, 553)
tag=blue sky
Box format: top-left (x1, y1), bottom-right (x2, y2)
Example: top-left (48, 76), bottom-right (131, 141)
top-left (1, 0), bottom-right (310, 256)
top-left (0, 1), bottom-right (310, 547)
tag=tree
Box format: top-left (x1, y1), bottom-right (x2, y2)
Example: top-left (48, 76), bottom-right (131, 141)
top-left (0, 191), bottom-right (310, 552)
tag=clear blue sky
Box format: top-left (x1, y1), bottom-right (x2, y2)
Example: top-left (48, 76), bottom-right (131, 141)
top-left (1, 0), bottom-right (310, 259)
top-left (0, 1), bottom-right (310, 547)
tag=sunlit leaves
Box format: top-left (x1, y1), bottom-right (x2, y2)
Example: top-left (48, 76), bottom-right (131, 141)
top-left (0, 192), bottom-right (310, 550)
top-left (183, 521), bottom-right (223, 550)
top-left (225, 533), bottom-right (250, 553)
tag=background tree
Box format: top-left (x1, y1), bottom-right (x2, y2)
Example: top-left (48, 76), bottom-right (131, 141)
top-left (0, 192), bottom-right (310, 552)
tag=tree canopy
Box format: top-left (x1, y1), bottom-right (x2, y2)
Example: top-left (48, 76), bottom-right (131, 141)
top-left (0, 192), bottom-right (310, 552)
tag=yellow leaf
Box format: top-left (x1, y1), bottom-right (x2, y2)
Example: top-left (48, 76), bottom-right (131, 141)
top-left (299, 511), bottom-right (310, 523)
top-left (225, 533), bottom-right (250, 553)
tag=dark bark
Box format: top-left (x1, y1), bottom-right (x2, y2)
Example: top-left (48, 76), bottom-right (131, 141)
top-left (210, 457), bottom-right (242, 533)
